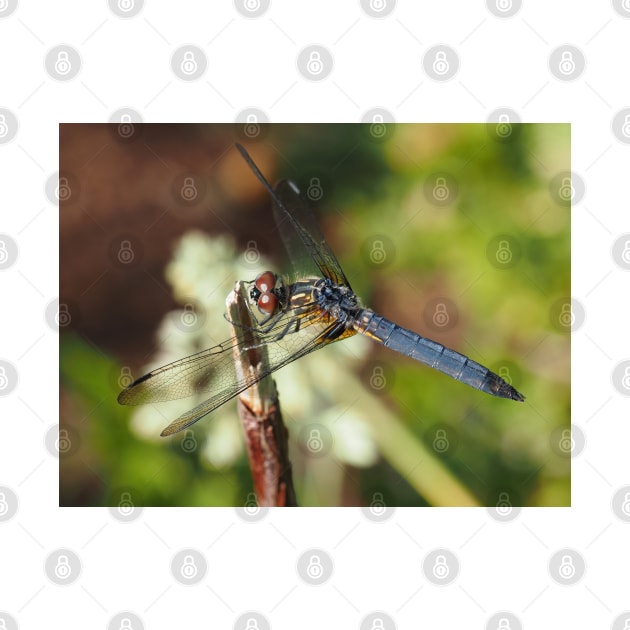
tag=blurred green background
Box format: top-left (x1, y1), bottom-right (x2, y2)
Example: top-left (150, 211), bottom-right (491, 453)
top-left (59, 123), bottom-right (570, 507)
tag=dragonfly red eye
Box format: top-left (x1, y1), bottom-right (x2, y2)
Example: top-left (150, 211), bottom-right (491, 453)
top-left (257, 291), bottom-right (278, 315)
top-left (254, 271), bottom-right (276, 293)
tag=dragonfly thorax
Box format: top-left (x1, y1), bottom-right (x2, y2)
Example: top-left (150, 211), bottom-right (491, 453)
top-left (313, 277), bottom-right (360, 325)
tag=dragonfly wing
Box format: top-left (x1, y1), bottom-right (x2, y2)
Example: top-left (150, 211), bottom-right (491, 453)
top-left (271, 179), bottom-right (351, 288)
top-left (118, 339), bottom-right (246, 405)
top-left (120, 300), bottom-right (356, 434)
top-left (234, 144), bottom-right (351, 288)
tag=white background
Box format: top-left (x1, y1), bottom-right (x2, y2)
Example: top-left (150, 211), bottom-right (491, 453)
top-left (1, 1), bottom-right (629, 628)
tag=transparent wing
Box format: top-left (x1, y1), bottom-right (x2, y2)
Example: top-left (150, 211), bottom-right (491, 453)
top-left (118, 299), bottom-right (356, 435)
top-left (235, 144), bottom-right (352, 289)
top-left (272, 179), bottom-right (352, 288)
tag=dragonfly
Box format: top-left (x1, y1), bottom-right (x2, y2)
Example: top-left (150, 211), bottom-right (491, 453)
top-left (118, 143), bottom-right (524, 436)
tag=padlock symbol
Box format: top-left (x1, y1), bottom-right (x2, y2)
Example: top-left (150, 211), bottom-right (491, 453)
top-left (244, 240), bottom-right (260, 264)
top-left (370, 366), bottom-right (386, 390)
top-left (244, 0), bottom-right (261, 10)
top-left (369, 0), bottom-right (386, 11)
top-left (559, 303), bottom-right (574, 328)
top-left (432, 51), bottom-right (449, 75)
top-left (118, 0), bottom-right (134, 10)
top-left (433, 429), bottom-right (449, 452)
top-left (119, 366), bottom-right (133, 388)
top-left (0, 114), bottom-right (8, 138)
top-left (370, 492), bottom-right (386, 515)
top-left (118, 240), bottom-right (134, 264)
top-left (181, 555), bottom-right (198, 578)
top-left (307, 429), bottom-right (323, 452)
top-left (307, 51), bottom-right (323, 75)
top-left (432, 303), bottom-right (449, 327)
top-left (558, 554), bottom-right (575, 579)
top-left (371, 619), bottom-right (385, 630)
top-left (55, 50), bottom-right (72, 75)
top-left (182, 430), bottom-right (197, 452)
top-left (497, 618), bottom-right (512, 630)
top-left (57, 303), bottom-right (71, 327)
top-left (621, 492), bottom-right (630, 516)
top-left (496, 113), bottom-right (512, 137)
top-left (622, 366), bottom-right (630, 390)
top-left (496, 0), bottom-right (512, 11)
top-left (307, 177), bottom-right (323, 201)
top-left (181, 304), bottom-right (196, 327)
top-left (245, 619), bottom-right (260, 630)
top-left (559, 176), bottom-right (574, 202)
top-left (370, 239), bottom-right (386, 264)
top-left (0, 241), bottom-right (8, 264)
top-left (181, 51), bottom-right (198, 75)
top-left (0, 367), bottom-right (8, 390)
top-left (621, 240), bottom-right (630, 264)
top-left (244, 492), bottom-right (259, 515)
top-left (119, 618), bottom-right (133, 630)
top-left (498, 366), bottom-right (512, 384)
top-left (244, 113), bottom-right (260, 138)
top-left (0, 491), bottom-right (9, 516)
top-left (181, 176), bottom-right (197, 200)
top-left (370, 113), bottom-right (386, 138)
top-left (432, 555), bottom-right (449, 578)
top-left (307, 554), bottom-right (323, 578)
top-left (54, 554), bottom-right (72, 579)
top-left (622, 114), bottom-right (630, 138)
top-left (433, 176), bottom-right (449, 201)
top-left (57, 176), bottom-right (71, 202)
top-left (496, 492), bottom-right (512, 515)
top-left (118, 491), bottom-right (134, 515)
top-left (496, 240), bottom-right (512, 264)
top-left (559, 429), bottom-right (573, 453)
top-left (118, 113), bottom-right (134, 138)
top-left (56, 428), bottom-right (71, 453)
top-left (558, 51), bottom-right (575, 75)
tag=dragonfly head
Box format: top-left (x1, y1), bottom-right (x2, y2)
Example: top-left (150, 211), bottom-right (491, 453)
top-left (250, 271), bottom-right (280, 315)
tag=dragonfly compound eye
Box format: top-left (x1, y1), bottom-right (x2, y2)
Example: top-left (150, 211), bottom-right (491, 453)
top-left (254, 271), bottom-right (276, 293)
top-left (257, 291), bottom-right (278, 315)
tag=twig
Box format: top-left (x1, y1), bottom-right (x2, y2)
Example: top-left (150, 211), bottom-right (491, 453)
top-left (226, 281), bottom-right (297, 507)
